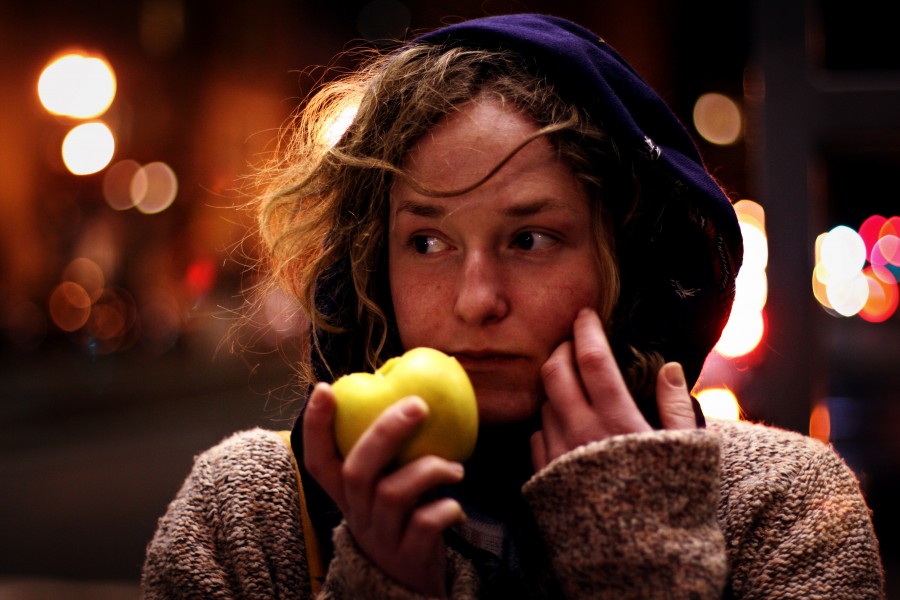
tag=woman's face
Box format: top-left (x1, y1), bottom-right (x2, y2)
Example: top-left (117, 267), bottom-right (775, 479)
top-left (388, 97), bottom-right (606, 424)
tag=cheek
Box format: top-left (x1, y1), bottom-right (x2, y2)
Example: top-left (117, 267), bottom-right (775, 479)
top-left (390, 269), bottom-right (448, 345)
top-left (533, 277), bottom-right (605, 340)
top-left (533, 286), bottom-right (592, 331)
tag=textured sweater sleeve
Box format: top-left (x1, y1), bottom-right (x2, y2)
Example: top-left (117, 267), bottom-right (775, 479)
top-left (714, 420), bottom-right (885, 599)
top-left (142, 428), bottom-right (478, 599)
top-left (521, 428), bottom-right (728, 599)
top-left (141, 429), bottom-right (312, 599)
top-left (320, 523), bottom-right (481, 599)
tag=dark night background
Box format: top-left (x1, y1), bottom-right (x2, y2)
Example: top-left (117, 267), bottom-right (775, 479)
top-left (2, 0), bottom-right (899, 596)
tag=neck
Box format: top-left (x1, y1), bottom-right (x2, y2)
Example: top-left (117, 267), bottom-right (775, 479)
top-left (453, 418), bottom-right (539, 515)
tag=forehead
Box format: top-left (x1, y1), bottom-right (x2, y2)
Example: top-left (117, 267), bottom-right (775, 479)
top-left (390, 98), bottom-right (592, 223)
top-left (400, 98), bottom-right (552, 191)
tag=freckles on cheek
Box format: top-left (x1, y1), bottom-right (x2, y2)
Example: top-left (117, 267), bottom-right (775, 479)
top-left (546, 283), bottom-right (602, 330)
top-left (394, 276), bottom-right (449, 341)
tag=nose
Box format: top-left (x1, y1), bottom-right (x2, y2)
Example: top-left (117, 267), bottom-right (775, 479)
top-left (453, 251), bottom-right (510, 325)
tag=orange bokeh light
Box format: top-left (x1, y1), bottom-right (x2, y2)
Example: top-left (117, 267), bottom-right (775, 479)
top-left (809, 403), bottom-right (831, 443)
top-left (49, 281), bottom-right (92, 332)
top-left (858, 266), bottom-right (899, 323)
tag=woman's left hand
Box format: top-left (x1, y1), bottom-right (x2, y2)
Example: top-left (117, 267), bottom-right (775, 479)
top-left (531, 308), bottom-right (697, 470)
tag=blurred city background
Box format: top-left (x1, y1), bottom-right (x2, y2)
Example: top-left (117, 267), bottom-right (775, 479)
top-left (2, 0), bottom-right (898, 597)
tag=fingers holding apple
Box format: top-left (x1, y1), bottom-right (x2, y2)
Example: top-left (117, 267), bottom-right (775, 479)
top-left (332, 347), bottom-right (479, 466)
top-left (302, 383), bottom-right (345, 505)
top-left (321, 348), bottom-right (477, 597)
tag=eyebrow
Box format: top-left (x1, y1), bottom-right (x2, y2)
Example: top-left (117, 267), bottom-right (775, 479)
top-left (393, 197), bottom-right (572, 219)
top-left (393, 198), bottom-right (446, 219)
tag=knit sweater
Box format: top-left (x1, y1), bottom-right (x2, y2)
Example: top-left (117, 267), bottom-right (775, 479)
top-left (142, 419), bottom-right (885, 598)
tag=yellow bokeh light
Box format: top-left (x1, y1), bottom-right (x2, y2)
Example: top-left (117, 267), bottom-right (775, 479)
top-left (692, 92), bottom-right (742, 146)
top-left (812, 264), bottom-right (833, 309)
top-left (814, 232), bottom-right (826, 265)
top-left (715, 306), bottom-right (764, 358)
top-left (734, 199), bottom-right (765, 232)
top-left (38, 52), bottom-right (117, 119)
top-left (62, 121), bottom-right (116, 175)
top-left (696, 388), bottom-right (742, 421)
top-left (715, 199), bottom-right (768, 358)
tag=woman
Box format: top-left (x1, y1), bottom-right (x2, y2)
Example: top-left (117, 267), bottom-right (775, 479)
top-left (143, 14), bottom-right (884, 599)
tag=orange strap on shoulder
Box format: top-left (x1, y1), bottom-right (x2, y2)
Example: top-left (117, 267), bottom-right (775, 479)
top-left (277, 430), bottom-right (325, 596)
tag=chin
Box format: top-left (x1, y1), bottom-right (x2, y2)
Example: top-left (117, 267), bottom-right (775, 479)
top-left (475, 389), bottom-right (542, 424)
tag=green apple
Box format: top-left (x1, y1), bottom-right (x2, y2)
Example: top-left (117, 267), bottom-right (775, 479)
top-left (331, 347), bottom-right (478, 465)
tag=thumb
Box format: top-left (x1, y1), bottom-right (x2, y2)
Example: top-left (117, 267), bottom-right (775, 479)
top-left (656, 363), bottom-right (698, 430)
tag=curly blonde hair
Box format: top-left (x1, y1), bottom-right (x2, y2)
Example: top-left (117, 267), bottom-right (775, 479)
top-left (255, 42), bottom-right (663, 400)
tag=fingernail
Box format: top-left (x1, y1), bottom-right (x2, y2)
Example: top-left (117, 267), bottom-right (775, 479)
top-left (663, 363), bottom-right (686, 388)
top-left (400, 397), bottom-right (428, 419)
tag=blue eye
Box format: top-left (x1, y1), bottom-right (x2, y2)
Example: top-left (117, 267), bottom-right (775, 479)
top-left (513, 231), bottom-right (556, 250)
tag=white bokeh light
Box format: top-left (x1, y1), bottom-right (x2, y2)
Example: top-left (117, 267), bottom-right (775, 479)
top-left (696, 388), bottom-right (742, 421)
top-left (61, 121), bottom-right (116, 175)
top-left (820, 225), bottom-right (866, 281)
top-left (826, 271), bottom-right (869, 317)
top-left (38, 53), bottom-right (117, 119)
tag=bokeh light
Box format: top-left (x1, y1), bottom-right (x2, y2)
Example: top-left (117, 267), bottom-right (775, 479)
top-left (740, 220), bottom-right (769, 273)
top-left (826, 271), bottom-right (869, 317)
top-left (132, 161), bottom-right (178, 214)
top-left (62, 257), bottom-right (105, 302)
top-left (696, 388), bottom-right (742, 421)
top-left (734, 268), bottom-right (768, 313)
top-left (62, 121), bottom-right (116, 175)
top-left (714, 308), bottom-right (765, 358)
top-left (882, 216), bottom-right (900, 238)
top-left (38, 52), bottom-right (117, 119)
top-left (812, 216), bottom-right (899, 321)
top-left (870, 235), bottom-right (899, 268)
top-left (858, 266), bottom-right (899, 323)
top-left (259, 286), bottom-right (306, 346)
top-left (859, 214), bottom-right (886, 256)
top-left (812, 264), bottom-right (833, 310)
top-left (714, 199), bottom-right (767, 358)
top-left (692, 92), bottom-right (742, 146)
top-left (820, 225), bottom-right (866, 281)
top-left (185, 258), bottom-right (217, 298)
top-left (103, 159), bottom-right (142, 210)
top-left (83, 286), bottom-right (139, 354)
top-left (49, 281), bottom-right (92, 332)
top-left (809, 402), bottom-right (831, 443)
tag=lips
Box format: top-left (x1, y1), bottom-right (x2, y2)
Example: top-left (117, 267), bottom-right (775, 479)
top-left (451, 351), bottom-right (528, 372)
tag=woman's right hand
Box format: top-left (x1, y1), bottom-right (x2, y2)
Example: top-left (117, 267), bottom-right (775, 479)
top-left (302, 382), bottom-right (466, 598)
